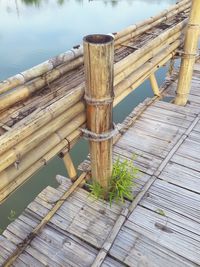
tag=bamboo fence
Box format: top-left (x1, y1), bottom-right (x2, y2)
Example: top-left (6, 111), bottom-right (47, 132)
top-left (0, 0), bottom-right (190, 202)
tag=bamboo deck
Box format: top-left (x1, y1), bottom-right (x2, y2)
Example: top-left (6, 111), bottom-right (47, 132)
top-left (1, 60), bottom-right (200, 267)
top-left (0, 0), bottom-right (191, 203)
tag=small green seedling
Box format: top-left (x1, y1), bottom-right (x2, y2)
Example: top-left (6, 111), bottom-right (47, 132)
top-left (88, 156), bottom-right (139, 206)
top-left (156, 209), bottom-right (166, 216)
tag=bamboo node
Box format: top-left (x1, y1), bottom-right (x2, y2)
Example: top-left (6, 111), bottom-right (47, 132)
top-left (81, 123), bottom-right (122, 142)
top-left (84, 95), bottom-right (114, 105)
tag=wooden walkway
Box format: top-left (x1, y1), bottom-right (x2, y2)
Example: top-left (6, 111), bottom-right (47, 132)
top-left (0, 62), bottom-right (200, 266)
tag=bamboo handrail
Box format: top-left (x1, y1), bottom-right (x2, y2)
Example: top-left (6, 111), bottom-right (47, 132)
top-left (0, 129), bottom-right (82, 203)
top-left (0, 46), bottom-right (83, 95)
top-left (0, 1), bottom-right (191, 202)
top-left (115, 0), bottom-right (190, 45)
top-left (0, 0), bottom-right (189, 96)
top-left (0, 113), bottom-right (85, 192)
top-left (0, 102), bottom-right (85, 172)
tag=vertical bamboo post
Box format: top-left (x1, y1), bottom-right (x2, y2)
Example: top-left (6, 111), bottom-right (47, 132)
top-left (174, 0), bottom-right (200, 106)
top-left (149, 73), bottom-right (160, 96)
top-left (83, 34), bottom-right (114, 192)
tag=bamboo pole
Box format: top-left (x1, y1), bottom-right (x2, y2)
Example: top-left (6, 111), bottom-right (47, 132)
top-left (114, 25), bottom-right (185, 86)
top-left (115, 20), bottom-right (187, 76)
top-left (84, 34), bottom-right (114, 191)
top-left (174, 0), bottom-right (200, 106)
top-left (0, 85), bottom-right (84, 155)
top-left (59, 152), bottom-right (77, 181)
top-left (0, 0), bottom-right (189, 97)
top-left (0, 46), bottom-right (83, 94)
top-left (0, 102), bottom-right (85, 172)
top-left (149, 73), bottom-right (160, 96)
top-left (0, 56), bottom-right (83, 112)
top-left (115, 1), bottom-right (190, 46)
top-left (114, 42), bottom-right (179, 105)
top-left (0, 129), bottom-right (82, 203)
top-left (2, 172), bottom-right (87, 267)
top-left (0, 113), bottom-right (85, 191)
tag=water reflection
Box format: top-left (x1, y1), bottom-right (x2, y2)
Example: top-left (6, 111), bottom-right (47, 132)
top-left (3, 0), bottom-right (177, 10)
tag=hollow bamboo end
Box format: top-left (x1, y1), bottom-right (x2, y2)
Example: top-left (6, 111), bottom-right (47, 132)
top-left (83, 34), bottom-right (114, 45)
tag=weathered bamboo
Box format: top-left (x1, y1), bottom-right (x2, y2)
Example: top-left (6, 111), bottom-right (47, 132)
top-left (175, 0), bottom-right (200, 105)
top-left (114, 42), bottom-right (179, 105)
top-left (2, 172), bottom-right (87, 267)
top-left (0, 102), bottom-right (85, 172)
top-left (84, 34), bottom-right (114, 191)
top-left (59, 152), bottom-right (77, 181)
top-left (0, 113), bottom-right (85, 191)
top-left (0, 46), bottom-right (83, 94)
top-left (149, 73), bottom-right (160, 96)
top-left (0, 85), bottom-right (84, 155)
top-left (0, 0), bottom-right (189, 97)
top-left (0, 129), bottom-right (82, 203)
top-left (114, 24), bottom-right (185, 86)
top-left (115, 20), bottom-right (187, 77)
top-left (0, 56), bottom-right (83, 112)
top-left (115, 0), bottom-right (189, 40)
top-left (115, 0), bottom-right (190, 45)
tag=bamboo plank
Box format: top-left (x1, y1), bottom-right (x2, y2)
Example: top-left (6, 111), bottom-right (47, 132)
top-left (126, 206), bottom-right (200, 264)
top-left (110, 226), bottom-right (196, 267)
top-left (159, 162), bottom-right (200, 193)
top-left (171, 137), bottom-right (200, 172)
top-left (141, 179), bottom-right (200, 223)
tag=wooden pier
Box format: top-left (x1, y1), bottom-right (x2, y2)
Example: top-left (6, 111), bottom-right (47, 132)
top-left (0, 0), bottom-right (200, 266)
top-left (0, 62), bottom-right (200, 266)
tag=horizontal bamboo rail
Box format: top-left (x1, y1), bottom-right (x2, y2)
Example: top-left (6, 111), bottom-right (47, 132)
top-left (114, 0), bottom-right (190, 45)
top-left (0, 129), bottom-right (82, 203)
top-left (0, 0), bottom-right (190, 202)
top-left (0, 47), bottom-right (83, 95)
top-left (0, 114), bottom-right (85, 197)
top-left (0, 0), bottom-right (189, 98)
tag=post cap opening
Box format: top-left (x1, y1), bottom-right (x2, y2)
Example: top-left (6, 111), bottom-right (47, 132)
top-left (83, 34), bottom-right (113, 45)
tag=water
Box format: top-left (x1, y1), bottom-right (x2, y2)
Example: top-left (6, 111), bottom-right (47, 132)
top-left (0, 0), bottom-right (177, 231)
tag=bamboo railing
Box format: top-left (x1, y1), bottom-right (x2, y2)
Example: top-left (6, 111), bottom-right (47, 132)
top-left (0, 0), bottom-right (192, 202)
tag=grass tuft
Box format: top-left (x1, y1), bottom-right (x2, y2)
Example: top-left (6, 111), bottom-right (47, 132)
top-left (87, 156), bottom-right (139, 206)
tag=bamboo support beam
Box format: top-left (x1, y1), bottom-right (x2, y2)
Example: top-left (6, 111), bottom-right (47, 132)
top-left (84, 34), bottom-right (114, 191)
top-left (174, 0), bottom-right (200, 106)
top-left (59, 151), bottom-right (77, 181)
top-left (149, 73), bottom-right (161, 96)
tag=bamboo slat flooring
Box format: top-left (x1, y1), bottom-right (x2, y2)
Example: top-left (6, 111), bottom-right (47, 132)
top-left (1, 63), bottom-right (200, 267)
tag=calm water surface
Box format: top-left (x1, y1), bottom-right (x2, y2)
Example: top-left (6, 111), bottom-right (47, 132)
top-left (0, 0), bottom-right (177, 230)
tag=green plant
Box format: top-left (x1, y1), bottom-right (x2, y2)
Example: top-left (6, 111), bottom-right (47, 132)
top-left (8, 209), bottom-right (16, 222)
top-left (87, 156), bottom-right (139, 206)
top-left (156, 209), bottom-right (166, 216)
